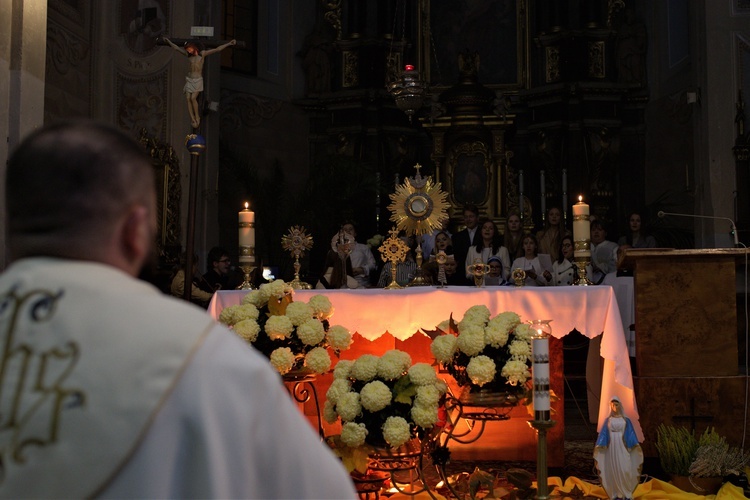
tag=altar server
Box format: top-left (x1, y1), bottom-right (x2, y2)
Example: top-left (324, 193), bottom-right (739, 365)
top-left (2, 120), bottom-right (357, 499)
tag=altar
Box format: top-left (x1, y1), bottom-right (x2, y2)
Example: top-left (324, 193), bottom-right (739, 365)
top-left (208, 286), bottom-right (640, 464)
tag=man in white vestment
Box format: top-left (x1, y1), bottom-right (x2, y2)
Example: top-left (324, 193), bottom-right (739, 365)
top-left (0, 120), bottom-right (357, 499)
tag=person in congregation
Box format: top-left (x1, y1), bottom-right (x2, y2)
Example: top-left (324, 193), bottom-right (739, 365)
top-left (591, 219), bottom-right (620, 284)
top-left (330, 222), bottom-right (377, 288)
top-left (420, 218), bottom-right (452, 259)
top-left (452, 203), bottom-right (481, 279)
top-left (552, 235), bottom-right (577, 286)
top-left (428, 230), bottom-right (453, 259)
top-left (2, 120), bottom-right (357, 499)
top-left (536, 206), bottom-right (571, 262)
top-left (202, 246), bottom-right (242, 291)
top-left (465, 218), bottom-right (511, 282)
top-left (170, 252), bottom-right (215, 307)
top-left (618, 211), bottom-right (657, 248)
top-left (484, 255), bottom-right (508, 286)
top-left (511, 234), bottom-right (552, 286)
top-left (422, 251), bottom-right (464, 286)
top-left (502, 209), bottom-right (525, 260)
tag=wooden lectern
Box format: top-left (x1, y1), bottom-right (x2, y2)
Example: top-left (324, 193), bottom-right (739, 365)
top-left (620, 248), bottom-right (749, 455)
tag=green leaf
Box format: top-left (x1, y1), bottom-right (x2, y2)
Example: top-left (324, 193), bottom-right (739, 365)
top-left (392, 375), bottom-right (418, 404)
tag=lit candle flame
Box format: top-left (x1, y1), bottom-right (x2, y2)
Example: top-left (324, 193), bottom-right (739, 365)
top-left (244, 202), bottom-right (249, 210)
top-left (578, 195), bottom-right (583, 203)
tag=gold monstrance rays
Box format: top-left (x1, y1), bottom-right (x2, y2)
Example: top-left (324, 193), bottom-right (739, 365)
top-left (387, 164), bottom-right (449, 287)
top-left (387, 164), bottom-right (449, 237)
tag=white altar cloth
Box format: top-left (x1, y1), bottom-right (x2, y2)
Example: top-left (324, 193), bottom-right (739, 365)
top-left (208, 285), bottom-right (643, 441)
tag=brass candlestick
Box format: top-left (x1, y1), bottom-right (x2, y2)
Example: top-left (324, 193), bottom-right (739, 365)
top-left (377, 227), bottom-right (409, 289)
top-left (574, 256), bottom-right (593, 286)
top-left (281, 226), bottom-right (314, 290)
top-left (467, 259), bottom-right (490, 287)
top-left (407, 236), bottom-right (431, 287)
top-left (528, 419), bottom-right (557, 499)
top-left (238, 243), bottom-right (256, 290)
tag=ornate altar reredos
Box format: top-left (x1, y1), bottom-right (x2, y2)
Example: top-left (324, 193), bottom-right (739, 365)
top-left (138, 129), bottom-right (182, 268)
top-left (423, 52), bottom-right (517, 224)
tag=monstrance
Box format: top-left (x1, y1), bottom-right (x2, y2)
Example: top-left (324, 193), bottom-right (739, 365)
top-left (467, 259), bottom-right (490, 288)
top-left (387, 163), bottom-right (449, 286)
top-left (281, 225), bottom-right (314, 290)
top-left (435, 250), bottom-right (448, 287)
top-left (377, 227), bottom-right (410, 289)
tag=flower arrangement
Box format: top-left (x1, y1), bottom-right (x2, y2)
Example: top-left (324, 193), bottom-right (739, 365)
top-left (323, 350), bottom-right (448, 473)
top-left (219, 280), bottom-right (353, 375)
top-left (366, 234), bottom-right (384, 248)
top-left (427, 305), bottom-right (533, 396)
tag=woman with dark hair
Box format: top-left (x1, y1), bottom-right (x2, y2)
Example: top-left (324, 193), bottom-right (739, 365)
top-left (464, 218), bottom-right (510, 281)
top-left (503, 209), bottom-right (525, 260)
top-left (510, 234), bottom-right (552, 286)
top-left (618, 211), bottom-right (656, 248)
top-left (430, 230), bottom-right (454, 257)
top-left (536, 206), bottom-right (571, 261)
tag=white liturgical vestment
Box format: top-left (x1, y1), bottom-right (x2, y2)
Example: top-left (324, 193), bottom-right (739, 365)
top-left (0, 258), bottom-right (356, 499)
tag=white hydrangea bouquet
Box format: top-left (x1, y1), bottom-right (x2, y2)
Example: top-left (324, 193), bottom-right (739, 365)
top-left (427, 305), bottom-right (533, 397)
top-left (219, 280), bottom-right (353, 376)
top-left (323, 350), bottom-right (448, 473)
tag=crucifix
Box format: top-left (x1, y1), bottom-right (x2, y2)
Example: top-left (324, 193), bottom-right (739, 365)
top-left (157, 36), bottom-right (244, 129)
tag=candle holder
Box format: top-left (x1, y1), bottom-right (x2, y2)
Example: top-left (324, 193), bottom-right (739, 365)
top-left (467, 260), bottom-right (490, 288)
top-left (528, 319), bottom-right (555, 500)
top-left (574, 255), bottom-right (594, 286)
top-left (527, 419), bottom-right (557, 500)
top-left (238, 244), bottom-right (256, 290)
top-left (281, 226), bottom-right (313, 290)
top-left (406, 238), bottom-right (431, 287)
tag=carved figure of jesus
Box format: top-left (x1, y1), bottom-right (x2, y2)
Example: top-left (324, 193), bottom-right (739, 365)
top-left (164, 37), bottom-right (236, 129)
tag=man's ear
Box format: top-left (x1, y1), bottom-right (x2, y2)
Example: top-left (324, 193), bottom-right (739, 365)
top-left (120, 204), bottom-right (151, 270)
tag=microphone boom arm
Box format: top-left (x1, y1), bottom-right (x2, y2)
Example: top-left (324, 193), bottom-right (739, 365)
top-left (658, 210), bottom-right (739, 246)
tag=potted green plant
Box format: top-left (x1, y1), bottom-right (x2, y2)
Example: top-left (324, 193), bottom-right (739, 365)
top-left (655, 424), bottom-right (748, 495)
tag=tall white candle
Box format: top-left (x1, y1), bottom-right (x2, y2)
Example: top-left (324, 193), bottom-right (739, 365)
top-left (239, 202), bottom-right (256, 263)
top-left (532, 335), bottom-right (551, 420)
top-left (561, 169), bottom-right (568, 220)
top-left (518, 170), bottom-right (525, 220)
top-left (540, 170), bottom-right (546, 216)
top-left (572, 196), bottom-right (590, 258)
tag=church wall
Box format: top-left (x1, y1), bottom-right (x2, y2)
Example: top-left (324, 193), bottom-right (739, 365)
top-left (214, 0), bottom-right (315, 274)
top-left (1, 0), bottom-right (49, 270)
top-left (45, 0), bottom-right (91, 122)
top-left (700, 2), bottom-right (745, 248)
top-left (644, 1), bottom-right (750, 248)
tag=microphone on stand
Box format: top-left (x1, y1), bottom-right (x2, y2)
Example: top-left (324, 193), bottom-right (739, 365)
top-left (657, 210), bottom-right (739, 247)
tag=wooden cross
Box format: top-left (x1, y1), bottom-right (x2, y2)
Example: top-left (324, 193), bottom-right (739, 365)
top-left (671, 397), bottom-right (714, 433)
